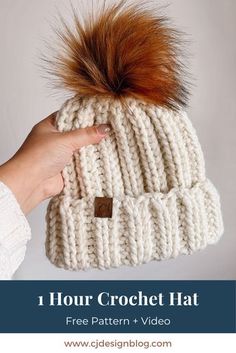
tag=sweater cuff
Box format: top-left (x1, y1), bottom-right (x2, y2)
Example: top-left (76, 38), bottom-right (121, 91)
top-left (0, 181), bottom-right (31, 279)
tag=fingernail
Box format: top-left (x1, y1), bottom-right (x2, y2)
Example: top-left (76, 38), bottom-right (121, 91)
top-left (96, 124), bottom-right (112, 135)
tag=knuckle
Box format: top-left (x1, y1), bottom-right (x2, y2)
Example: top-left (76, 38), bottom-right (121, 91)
top-left (31, 121), bottom-right (42, 133)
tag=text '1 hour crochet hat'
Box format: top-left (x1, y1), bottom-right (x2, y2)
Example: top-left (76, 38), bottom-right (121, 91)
top-left (45, 1), bottom-right (223, 271)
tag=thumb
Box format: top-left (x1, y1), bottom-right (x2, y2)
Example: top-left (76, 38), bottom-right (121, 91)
top-left (63, 124), bottom-right (112, 150)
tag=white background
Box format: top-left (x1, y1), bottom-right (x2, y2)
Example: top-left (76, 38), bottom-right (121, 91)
top-left (0, 334), bottom-right (235, 352)
top-left (0, 0), bottom-right (235, 279)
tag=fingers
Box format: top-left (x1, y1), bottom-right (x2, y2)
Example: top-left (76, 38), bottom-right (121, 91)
top-left (42, 111), bottom-right (58, 127)
top-left (36, 111), bottom-right (112, 150)
top-left (35, 112), bottom-right (58, 130)
top-left (64, 124), bottom-right (112, 150)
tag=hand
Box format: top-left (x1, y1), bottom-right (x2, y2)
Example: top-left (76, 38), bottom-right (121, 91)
top-left (0, 112), bottom-right (111, 214)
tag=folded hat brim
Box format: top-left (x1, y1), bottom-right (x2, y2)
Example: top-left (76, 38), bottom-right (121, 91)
top-left (46, 179), bottom-right (223, 271)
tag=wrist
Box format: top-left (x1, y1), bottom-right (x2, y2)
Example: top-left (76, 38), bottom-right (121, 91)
top-left (0, 157), bottom-right (42, 214)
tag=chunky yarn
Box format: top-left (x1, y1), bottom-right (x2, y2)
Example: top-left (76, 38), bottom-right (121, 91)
top-left (45, 96), bottom-right (223, 270)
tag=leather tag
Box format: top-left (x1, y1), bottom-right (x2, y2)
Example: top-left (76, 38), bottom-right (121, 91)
top-left (94, 197), bottom-right (113, 218)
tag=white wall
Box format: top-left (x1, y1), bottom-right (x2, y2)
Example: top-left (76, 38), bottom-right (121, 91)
top-left (0, 0), bottom-right (235, 279)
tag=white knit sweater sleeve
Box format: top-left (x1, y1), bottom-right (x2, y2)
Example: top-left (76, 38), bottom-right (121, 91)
top-left (0, 181), bottom-right (31, 279)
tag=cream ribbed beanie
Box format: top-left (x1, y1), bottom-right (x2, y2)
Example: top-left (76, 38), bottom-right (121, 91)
top-left (45, 1), bottom-right (223, 271)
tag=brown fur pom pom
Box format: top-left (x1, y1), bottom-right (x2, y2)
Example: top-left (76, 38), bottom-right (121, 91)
top-left (47, 0), bottom-right (189, 110)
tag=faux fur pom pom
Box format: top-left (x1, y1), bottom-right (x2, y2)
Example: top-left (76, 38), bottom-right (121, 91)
top-left (47, 0), bottom-right (189, 110)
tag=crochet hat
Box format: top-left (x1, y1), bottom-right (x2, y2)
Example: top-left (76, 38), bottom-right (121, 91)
top-left (45, 1), bottom-right (223, 271)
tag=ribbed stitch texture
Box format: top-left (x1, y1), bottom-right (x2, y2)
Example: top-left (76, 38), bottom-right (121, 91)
top-left (46, 96), bottom-right (223, 270)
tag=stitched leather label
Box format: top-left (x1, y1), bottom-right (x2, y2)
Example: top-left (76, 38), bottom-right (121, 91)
top-left (94, 197), bottom-right (113, 218)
